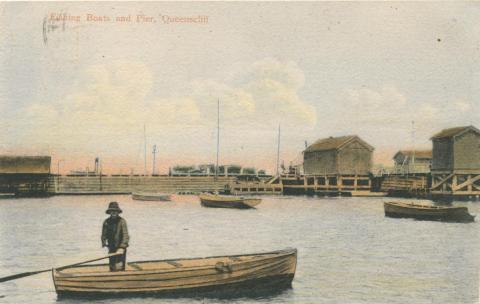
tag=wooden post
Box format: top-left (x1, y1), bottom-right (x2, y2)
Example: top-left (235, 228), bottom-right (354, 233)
top-left (452, 174), bottom-right (458, 192)
top-left (467, 175), bottom-right (473, 193)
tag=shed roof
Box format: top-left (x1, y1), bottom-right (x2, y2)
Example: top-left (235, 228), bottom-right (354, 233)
top-left (394, 150), bottom-right (432, 159)
top-left (0, 156), bottom-right (51, 174)
top-left (431, 125), bottom-right (480, 139)
top-left (305, 135), bottom-right (374, 152)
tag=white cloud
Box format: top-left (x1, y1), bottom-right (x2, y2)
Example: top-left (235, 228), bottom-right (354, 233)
top-left (186, 58), bottom-right (316, 128)
top-left (17, 58), bottom-right (316, 170)
top-left (149, 97), bottom-right (201, 125)
top-left (248, 58), bottom-right (306, 90)
top-left (329, 85), bottom-right (479, 155)
top-left (237, 58), bottom-right (315, 127)
top-left (452, 99), bottom-right (472, 113)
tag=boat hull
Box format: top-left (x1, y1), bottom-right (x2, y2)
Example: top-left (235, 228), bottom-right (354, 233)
top-left (384, 202), bottom-right (475, 223)
top-left (132, 193), bottom-right (171, 201)
top-left (199, 194), bottom-right (261, 209)
top-left (55, 273), bottom-right (294, 299)
top-left (52, 248), bottom-right (296, 298)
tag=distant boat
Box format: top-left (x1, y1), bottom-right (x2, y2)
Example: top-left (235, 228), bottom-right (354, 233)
top-left (132, 192), bottom-right (171, 201)
top-left (52, 248), bottom-right (297, 298)
top-left (199, 193), bottom-right (261, 209)
top-left (384, 201), bottom-right (475, 223)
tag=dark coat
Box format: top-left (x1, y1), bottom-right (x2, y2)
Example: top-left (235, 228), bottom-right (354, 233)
top-left (101, 217), bottom-right (129, 250)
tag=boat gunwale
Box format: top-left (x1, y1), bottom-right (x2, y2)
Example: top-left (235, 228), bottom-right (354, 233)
top-left (384, 201), bottom-right (468, 211)
top-left (54, 257), bottom-right (292, 286)
top-left (133, 191), bottom-right (172, 195)
top-left (132, 193), bottom-right (172, 200)
top-left (55, 254), bottom-right (291, 279)
top-left (54, 248), bottom-right (297, 278)
top-left (198, 194), bottom-right (260, 203)
top-left (200, 201), bottom-right (260, 209)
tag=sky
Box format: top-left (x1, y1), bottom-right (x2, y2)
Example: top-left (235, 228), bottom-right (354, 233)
top-left (0, 2), bottom-right (479, 174)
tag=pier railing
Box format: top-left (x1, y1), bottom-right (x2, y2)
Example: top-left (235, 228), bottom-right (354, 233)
top-left (48, 176), bottom-right (233, 195)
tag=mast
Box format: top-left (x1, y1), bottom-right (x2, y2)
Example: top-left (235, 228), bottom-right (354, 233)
top-left (276, 124), bottom-right (281, 176)
top-left (215, 99), bottom-right (220, 179)
top-left (144, 124), bottom-right (147, 176)
top-left (152, 144), bottom-right (157, 175)
top-left (411, 120), bottom-right (415, 174)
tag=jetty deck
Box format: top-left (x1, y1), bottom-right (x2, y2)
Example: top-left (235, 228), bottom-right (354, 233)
top-left (49, 176), bottom-right (234, 195)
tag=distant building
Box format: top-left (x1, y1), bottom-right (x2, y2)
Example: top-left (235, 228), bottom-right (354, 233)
top-left (0, 156), bottom-right (51, 196)
top-left (198, 164), bottom-right (215, 175)
top-left (288, 154), bottom-right (305, 176)
top-left (170, 164), bottom-right (265, 176)
top-left (241, 167), bottom-right (256, 175)
top-left (67, 157), bottom-right (102, 176)
top-left (430, 125), bottom-right (480, 197)
top-left (0, 156), bottom-right (51, 174)
top-left (303, 135), bottom-right (374, 175)
top-left (370, 164), bottom-right (393, 177)
top-left (170, 165), bottom-right (196, 175)
top-left (393, 150), bottom-right (432, 174)
top-left (257, 169), bottom-right (267, 175)
top-left (431, 125), bottom-right (480, 173)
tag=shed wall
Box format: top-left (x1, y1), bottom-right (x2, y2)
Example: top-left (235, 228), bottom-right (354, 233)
top-left (393, 155), bottom-right (431, 174)
top-left (432, 138), bottom-right (453, 171)
top-left (454, 131), bottom-right (480, 171)
top-left (337, 141), bottom-right (372, 175)
top-left (303, 150), bottom-right (336, 175)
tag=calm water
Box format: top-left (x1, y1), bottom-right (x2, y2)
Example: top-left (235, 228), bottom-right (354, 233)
top-left (0, 195), bottom-right (478, 304)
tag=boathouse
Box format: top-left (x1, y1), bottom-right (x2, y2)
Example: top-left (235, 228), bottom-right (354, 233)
top-left (0, 156), bottom-right (51, 196)
top-left (393, 150), bottom-right (432, 174)
top-left (278, 135), bottom-right (374, 195)
top-left (430, 125), bottom-right (480, 197)
top-left (303, 135), bottom-right (373, 175)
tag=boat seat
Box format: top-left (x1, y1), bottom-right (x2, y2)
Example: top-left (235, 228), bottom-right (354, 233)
top-left (128, 263), bottom-right (143, 271)
top-left (166, 261), bottom-right (182, 267)
top-left (228, 256), bottom-right (242, 262)
top-left (215, 262), bottom-right (232, 273)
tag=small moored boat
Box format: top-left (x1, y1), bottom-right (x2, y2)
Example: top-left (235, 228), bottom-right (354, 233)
top-left (199, 193), bottom-right (261, 209)
top-left (384, 201), bottom-right (475, 223)
top-left (132, 192), bottom-right (171, 201)
top-left (52, 248), bottom-right (297, 298)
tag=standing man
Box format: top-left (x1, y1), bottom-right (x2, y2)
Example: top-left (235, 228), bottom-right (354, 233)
top-left (101, 202), bottom-right (129, 271)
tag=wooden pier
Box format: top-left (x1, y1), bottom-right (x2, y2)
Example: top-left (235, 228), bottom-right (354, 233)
top-left (430, 171), bottom-right (480, 198)
top-left (380, 174), bottom-right (430, 197)
top-left (228, 179), bottom-right (283, 195)
top-left (277, 174), bottom-right (375, 196)
top-left (48, 176), bottom-right (234, 195)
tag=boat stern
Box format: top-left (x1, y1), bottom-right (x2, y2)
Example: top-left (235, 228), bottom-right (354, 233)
top-left (51, 268), bottom-right (59, 295)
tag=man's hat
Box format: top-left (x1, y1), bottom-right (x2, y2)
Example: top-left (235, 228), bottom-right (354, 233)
top-left (106, 201), bottom-right (122, 214)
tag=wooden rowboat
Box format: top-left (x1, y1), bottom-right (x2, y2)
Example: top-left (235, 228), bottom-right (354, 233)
top-left (132, 192), bottom-right (171, 201)
top-left (199, 193), bottom-right (261, 209)
top-left (384, 201), bottom-right (475, 223)
top-left (52, 248), bottom-right (297, 298)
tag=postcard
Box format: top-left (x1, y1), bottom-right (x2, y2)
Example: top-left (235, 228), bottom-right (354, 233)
top-left (0, 2), bottom-right (478, 303)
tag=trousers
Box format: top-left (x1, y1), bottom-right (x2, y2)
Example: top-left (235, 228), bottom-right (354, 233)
top-left (108, 247), bottom-right (127, 271)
